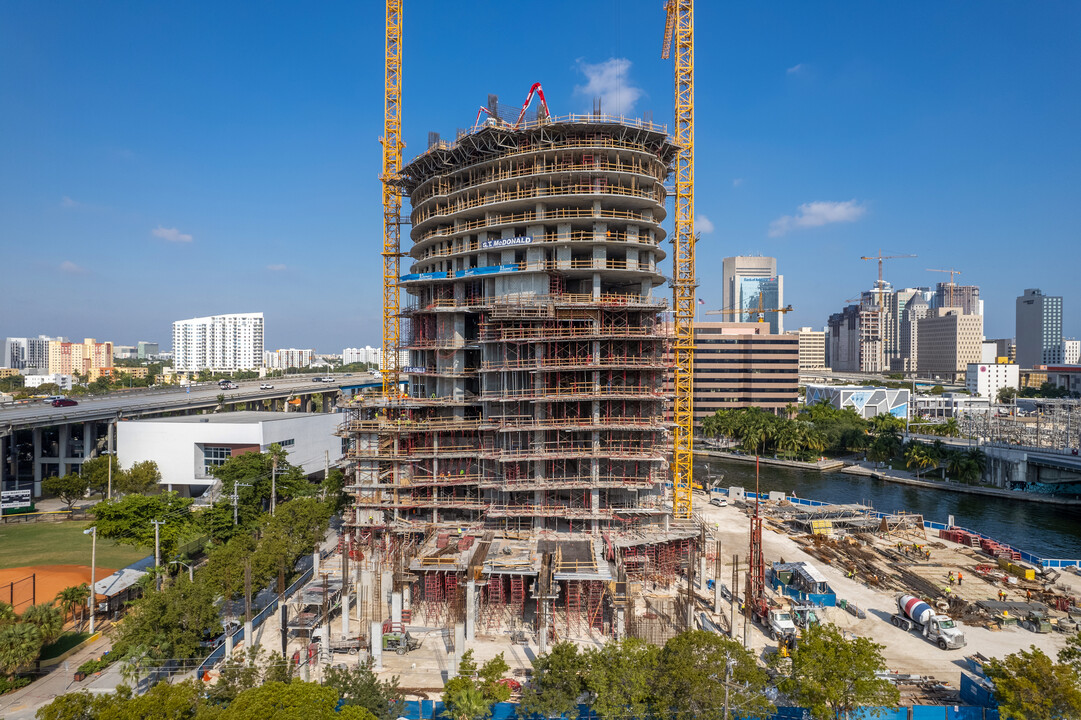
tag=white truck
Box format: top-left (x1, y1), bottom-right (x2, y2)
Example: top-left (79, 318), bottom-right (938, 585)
top-left (766, 608), bottom-right (798, 642)
top-left (891, 594), bottom-right (966, 650)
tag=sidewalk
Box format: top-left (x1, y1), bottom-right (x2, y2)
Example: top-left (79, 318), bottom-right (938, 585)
top-left (0, 633), bottom-right (114, 720)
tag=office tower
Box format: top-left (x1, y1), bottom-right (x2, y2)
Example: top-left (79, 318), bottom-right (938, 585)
top-left (721, 256), bottom-right (784, 334)
top-left (1015, 289), bottom-right (1063, 367)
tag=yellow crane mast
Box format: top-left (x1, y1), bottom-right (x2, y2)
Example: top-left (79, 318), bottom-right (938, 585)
top-left (381, 0), bottom-right (404, 401)
top-left (662, 0), bottom-right (696, 519)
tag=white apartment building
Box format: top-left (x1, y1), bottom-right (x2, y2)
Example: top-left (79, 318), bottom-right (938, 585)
top-left (2, 336), bottom-right (56, 371)
top-left (263, 348), bottom-right (313, 370)
top-left (1064, 339), bottom-right (1080, 365)
top-left (965, 363), bottom-right (1019, 400)
top-left (24, 373), bottom-right (74, 391)
top-left (343, 346), bottom-right (408, 369)
top-left (172, 313), bottom-right (264, 374)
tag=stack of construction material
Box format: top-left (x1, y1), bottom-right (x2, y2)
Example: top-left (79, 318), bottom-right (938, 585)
top-left (980, 538), bottom-right (1021, 561)
top-left (939, 528), bottom-right (979, 546)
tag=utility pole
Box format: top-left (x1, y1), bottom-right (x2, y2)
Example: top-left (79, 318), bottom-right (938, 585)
top-left (271, 455), bottom-right (278, 517)
top-left (106, 422), bottom-right (114, 501)
top-left (83, 527), bottom-right (97, 634)
top-left (731, 554), bottom-right (738, 645)
top-left (230, 482), bottom-right (253, 525)
top-left (151, 520), bottom-right (165, 591)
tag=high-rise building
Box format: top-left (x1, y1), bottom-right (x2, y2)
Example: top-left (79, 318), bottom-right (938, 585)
top-left (896, 294), bottom-right (930, 373)
top-left (934, 282), bottom-right (981, 316)
top-left (2, 336), bottom-right (55, 371)
top-left (786, 326), bottom-right (826, 372)
top-left (721, 256), bottom-right (784, 334)
top-left (172, 313), bottom-right (264, 373)
top-left (688, 322), bottom-right (798, 416)
top-left (263, 348), bottom-right (314, 370)
top-left (917, 308), bottom-right (983, 381)
top-left (341, 116), bottom-right (683, 607)
top-left (1062, 339), bottom-right (1079, 365)
top-left (137, 341), bottom-right (160, 360)
top-left (47, 338), bottom-right (114, 377)
top-left (986, 338), bottom-right (1015, 363)
top-left (1016, 289), bottom-right (1063, 367)
top-left (828, 304), bottom-right (883, 373)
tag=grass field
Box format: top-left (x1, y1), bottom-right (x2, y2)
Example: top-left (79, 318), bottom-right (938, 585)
top-left (0, 521), bottom-right (148, 570)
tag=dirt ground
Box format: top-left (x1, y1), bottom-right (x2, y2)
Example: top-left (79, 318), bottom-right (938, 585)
top-left (0, 564), bottom-right (115, 610)
top-left (698, 500), bottom-right (1070, 688)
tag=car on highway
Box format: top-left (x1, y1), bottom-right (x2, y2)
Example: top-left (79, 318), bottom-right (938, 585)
top-left (52, 398), bottom-right (78, 407)
top-left (260, 383), bottom-right (274, 390)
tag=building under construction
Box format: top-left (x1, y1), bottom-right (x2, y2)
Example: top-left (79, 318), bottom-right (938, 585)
top-left (339, 110), bottom-right (702, 642)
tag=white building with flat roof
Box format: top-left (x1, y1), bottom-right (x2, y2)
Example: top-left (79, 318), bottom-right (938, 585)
top-left (117, 411), bottom-right (341, 496)
top-left (172, 312), bottom-right (264, 374)
top-left (966, 362), bottom-right (1019, 400)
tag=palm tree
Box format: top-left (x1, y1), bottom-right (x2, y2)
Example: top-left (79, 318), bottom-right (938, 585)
top-left (444, 685), bottom-right (491, 720)
top-left (965, 447), bottom-right (987, 474)
top-left (798, 423), bottom-right (826, 458)
top-left (55, 584), bottom-right (90, 629)
top-left (905, 444), bottom-right (935, 479)
top-left (774, 420), bottom-right (801, 459)
top-left (937, 418), bottom-right (961, 438)
top-left (20, 604), bottom-right (63, 645)
top-left (0, 602), bottom-right (16, 627)
top-left (0, 623), bottom-right (44, 679)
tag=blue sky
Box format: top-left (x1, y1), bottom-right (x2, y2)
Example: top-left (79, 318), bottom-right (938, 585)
top-left (1, 1), bottom-right (1078, 351)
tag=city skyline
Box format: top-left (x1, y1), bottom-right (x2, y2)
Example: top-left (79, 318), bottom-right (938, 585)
top-left (2, 1), bottom-right (1078, 347)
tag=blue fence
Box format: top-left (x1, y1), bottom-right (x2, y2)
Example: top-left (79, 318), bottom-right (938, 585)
top-left (396, 701), bottom-right (999, 720)
top-left (727, 489), bottom-right (1081, 569)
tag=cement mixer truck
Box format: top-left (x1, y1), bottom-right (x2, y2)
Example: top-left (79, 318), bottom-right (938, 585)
top-left (891, 594), bottom-right (966, 650)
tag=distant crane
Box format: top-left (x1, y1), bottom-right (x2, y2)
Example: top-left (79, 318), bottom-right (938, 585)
top-left (927, 268), bottom-right (963, 308)
top-left (859, 251), bottom-right (916, 371)
top-left (860, 250), bottom-right (916, 312)
top-left (705, 292), bottom-right (794, 324)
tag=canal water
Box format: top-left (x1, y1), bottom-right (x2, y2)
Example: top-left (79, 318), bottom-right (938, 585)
top-left (697, 457), bottom-right (1081, 561)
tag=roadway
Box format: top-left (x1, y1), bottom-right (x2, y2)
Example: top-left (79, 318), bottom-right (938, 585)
top-left (0, 374), bottom-right (373, 432)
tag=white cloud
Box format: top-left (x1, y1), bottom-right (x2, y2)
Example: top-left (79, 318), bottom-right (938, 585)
top-left (61, 196), bottom-right (81, 209)
top-left (152, 226), bottom-right (193, 243)
top-left (768, 199), bottom-right (866, 237)
top-left (266, 264), bottom-right (287, 271)
top-left (59, 260), bottom-right (86, 274)
top-left (696, 214), bottom-right (715, 234)
top-left (574, 58), bottom-right (644, 115)
top-left (786, 63), bottom-right (805, 75)
top-left (732, 178), bottom-right (744, 188)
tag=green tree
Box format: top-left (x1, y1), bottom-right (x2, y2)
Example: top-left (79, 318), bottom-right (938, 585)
top-left (904, 444), bottom-right (935, 479)
top-left (80, 455), bottom-right (122, 497)
top-left (930, 384), bottom-right (945, 395)
top-left (117, 460), bottom-right (162, 495)
top-left (0, 601), bottom-right (16, 626)
top-left (92, 491), bottom-right (193, 557)
top-left (517, 641), bottom-right (586, 720)
top-left (772, 623), bottom-right (899, 720)
top-left (221, 681), bottom-right (376, 720)
top-left (654, 630), bottom-right (774, 720)
top-left (0, 622), bottom-right (44, 679)
top-left (936, 417), bottom-right (961, 438)
top-left (33, 383), bottom-right (61, 396)
top-left (997, 386), bottom-right (1018, 404)
top-left (324, 661), bottom-right (403, 720)
top-left (1059, 631), bottom-right (1081, 674)
top-left (21, 604), bottom-right (63, 645)
top-left (208, 647), bottom-right (294, 706)
top-left (55, 584), bottom-right (90, 627)
top-left (985, 645), bottom-right (1081, 720)
top-left (37, 680), bottom-right (213, 720)
top-left (111, 575), bottom-right (222, 662)
top-left (581, 637), bottom-right (659, 720)
top-left (42, 473), bottom-right (90, 510)
top-left (442, 650), bottom-right (510, 720)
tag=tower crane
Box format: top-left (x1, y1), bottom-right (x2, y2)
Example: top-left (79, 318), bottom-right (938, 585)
top-left (705, 293), bottom-right (794, 323)
top-left (859, 250), bottom-right (915, 372)
top-left (661, 0), bottom-right (696, 520)
top-left (860, 250), bottom-right (916, 312)
top-left (380, 0), bottom-right (404, 401)
top-left (926, 268), bottom-right (962, 308)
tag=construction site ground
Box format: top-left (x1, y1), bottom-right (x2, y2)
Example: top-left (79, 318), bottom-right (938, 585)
top-left (700, 498), bottom-right (1073, 689)
top-left (238, 499), bottom-right (1077, 700)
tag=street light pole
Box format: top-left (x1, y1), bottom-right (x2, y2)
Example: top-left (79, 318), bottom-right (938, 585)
top-left (151, 520), bottom-right (165, 591)
top-left (83, 527), bottom-right (97, 634)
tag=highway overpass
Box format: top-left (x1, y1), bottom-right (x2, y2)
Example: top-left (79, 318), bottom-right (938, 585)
top-left (0, 375), bottom-right (372, 496)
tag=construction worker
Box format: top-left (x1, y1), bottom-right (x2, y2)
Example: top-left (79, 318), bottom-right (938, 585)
top-left (948, 571), bottom-right (955, 586)
top-left (925, 549), bottom-right (931, 561)
top-left (998, 589), bottom-right (1007, 602)
top-left (957, 572), bottom-right (963, 586)
top-left (1026, 589), bottom-right (1033, 603)
top-left (943, 586), bottom-right (952, 597)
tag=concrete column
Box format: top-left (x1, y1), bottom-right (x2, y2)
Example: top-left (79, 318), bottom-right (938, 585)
top-left (82, 421), bottom-right (94, 460)
top-left (31, 427), bottom-right (42, 497)
top-left (615, 607), bottom-right (625, 641)
top-left (402, 583), bottom-right (411, 612)
top-left (381, 571), bottom-right (394, 619)
top-left (699, 556), bottom-right (707, 591)
top-left (452, 622), bottom-right (466, 678)
top-left (313, 551), bottom-right (320, 577)
top-left (539, 603), bottom-right (548, 654)
top-left (465, 580), bottom-right (476, 641)
top-left (714, 579), bottom-right (723, 615)
top-left (360, 569), bottom-right (373, 625)
top-left (391, 591), bottom-right (402, 625)
top-left (225, 629), bottom-right (235, 658)
top-left (0, 434), bottom-right (7, 489)
top-left (244, 619), bottom-right (253, 658)
top-left (370, 621), bottom-right (383, 670)
top-left (300, 656), bottom-right (310, 680)
top-left (342, 593), bottom-right (351, 637)
top-left (58, 424), bottom-right (70, 477)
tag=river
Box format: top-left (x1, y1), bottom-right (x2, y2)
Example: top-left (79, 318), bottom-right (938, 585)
top-left (697, 457), bottom-right (1081, 561)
